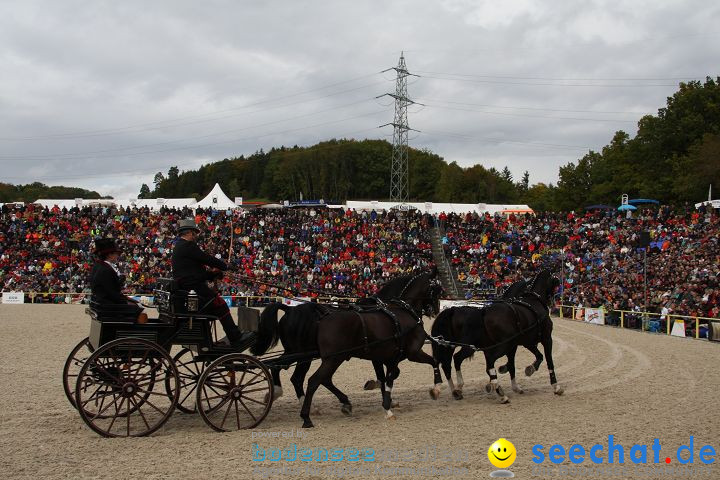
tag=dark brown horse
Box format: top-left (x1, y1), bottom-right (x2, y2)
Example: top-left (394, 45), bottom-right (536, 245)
top-left (431, 278), bottom-right (545, 399)
top-left (252, 269), bottom-right (442, 427)
top-left (431, 270), bottom-right (562, 403)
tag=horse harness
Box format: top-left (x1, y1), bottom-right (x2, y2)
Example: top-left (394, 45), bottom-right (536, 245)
top-left (432, 292), bottom-right (551, 352)
top-left (315, 298), bottom-right (421, 358)
top-left (503, 293), bottom-right (550, 344)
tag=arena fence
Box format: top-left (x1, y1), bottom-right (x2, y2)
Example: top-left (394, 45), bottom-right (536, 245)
top-left (7, 292), bottom-right (719, 342)
top-left (557, 304), bottom-right (720, 340)
top-left (4, 292), bottom-right (356, 307)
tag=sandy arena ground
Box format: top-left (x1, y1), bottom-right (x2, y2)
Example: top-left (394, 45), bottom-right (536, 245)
top-left (1, 304), bottom-right (719, 480)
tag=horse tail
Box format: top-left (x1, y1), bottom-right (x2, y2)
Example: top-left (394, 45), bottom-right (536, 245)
top-left (430, 307), bottom-right (454, 359)
top-left (251, 302), bottom-right (287, 355)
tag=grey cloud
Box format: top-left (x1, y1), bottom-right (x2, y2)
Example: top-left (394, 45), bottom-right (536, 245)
top-left (0, 0), bottom-right (718, 199)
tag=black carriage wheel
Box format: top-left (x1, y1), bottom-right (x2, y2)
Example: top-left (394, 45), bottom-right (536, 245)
top-left (167, 348), bottom-right (205, 414)
top-left (63, 337), bottom-right (94, 410)
top-left (196, 354), bottom-right (273, 432)
top-left (75, 338), bottom-right (179, 437)
top-left (65, 337), bottom-right (155, 419)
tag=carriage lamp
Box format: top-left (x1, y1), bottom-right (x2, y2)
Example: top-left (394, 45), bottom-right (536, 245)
top-left (187, 290), bottom-right (199, 312)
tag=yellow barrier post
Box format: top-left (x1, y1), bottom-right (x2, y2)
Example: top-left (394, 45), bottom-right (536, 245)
top-left (667, 315), bottom-right (671, 335)
top-left (620, 311), bottom-right (624, 329)
top-left (696, 317), bottom-right (700, 339)
top-left (559, 306), bottom-right (564, 319)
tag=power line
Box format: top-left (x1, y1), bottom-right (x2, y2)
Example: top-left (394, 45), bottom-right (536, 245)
top-left (0, 97), bottom-right (379, 161)
top-left (414, 70), bottom-right (707, 82)
top-left (419, 73), bottom-right (681, 88)
top-left (415, 98), bottom-right (653, 115)
top-left (421, 129), bottom-right (591, 151)
top-left (419, 102), bottom-right (639, 124)
top-left (0, 114), bottom-right (388, 181)
top-left (0, 73), bottom-right (386, 141)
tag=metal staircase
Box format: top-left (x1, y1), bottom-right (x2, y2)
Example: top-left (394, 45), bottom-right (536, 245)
top-left (429, 221), bottom-right (464, 300)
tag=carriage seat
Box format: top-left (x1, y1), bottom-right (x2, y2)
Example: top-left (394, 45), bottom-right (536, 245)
top-left (86, 301), bottom-right (141, 323)
top-left (154, 277), bottom-right (196, 314)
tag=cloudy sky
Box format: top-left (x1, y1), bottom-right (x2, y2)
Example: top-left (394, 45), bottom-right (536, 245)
top-left (1, 0), bottom-right (719, 200)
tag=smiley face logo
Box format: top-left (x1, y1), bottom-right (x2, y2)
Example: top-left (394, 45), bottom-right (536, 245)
top-left (488, 438), bottom-right (516, 469)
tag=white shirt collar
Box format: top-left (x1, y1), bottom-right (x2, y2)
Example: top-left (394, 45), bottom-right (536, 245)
top-left (104, 260), bottom-right (121, 276)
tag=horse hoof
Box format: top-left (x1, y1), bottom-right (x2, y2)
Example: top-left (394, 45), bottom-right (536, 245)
top-left (485, 383), bottom-right (493, 393)
top-left (302, 420), bottom-right (314, 428)
top-left (525, 365), bottom-right (536, 377)
top-left (429, 387), bottom-right (440, 400)
top-left (341, 403), bottom-right (353, 416)
top-left (386, 414), bottom-right (396, 422)
top-left (498, 365), bottom-right (508, 375)
top-left (363, 380), bottom-right (378, 390)
top-left (554, 385), bottom-right (564, 396)
top-left (512, 386), bottom-right (524, 394)
top-left (452, 390), bottom-right (463, 400)
top-left (500, 396), bottom-right (510, 404)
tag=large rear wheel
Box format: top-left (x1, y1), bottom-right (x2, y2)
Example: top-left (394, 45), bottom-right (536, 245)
top-left (63, 337), bottom-right (94, 410)
top-left (75, 338), bottom-right (179, 437)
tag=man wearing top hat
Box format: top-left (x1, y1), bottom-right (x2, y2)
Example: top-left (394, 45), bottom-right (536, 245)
top-left (172, 218), bottom-right (243, 346)
top-left (90, 238), bottom-right (146, 321)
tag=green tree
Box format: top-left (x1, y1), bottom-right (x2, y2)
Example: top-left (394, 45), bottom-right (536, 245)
top-left (153, 172), bottom-right (165, 191)
top-left (139, 184), bottom-right (150, 199)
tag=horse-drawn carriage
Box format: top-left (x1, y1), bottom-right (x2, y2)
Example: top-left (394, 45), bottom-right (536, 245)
top-left (62, 278), bottom-right (275, 437)
top-left (63, 268), bottom-right (561, 436)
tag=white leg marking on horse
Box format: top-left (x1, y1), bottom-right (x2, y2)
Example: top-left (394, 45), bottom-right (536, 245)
top-left (386, 383), bottom-right (392, 393)
top-left (447, 378), bottom-right (455, 392)
top-left (385, 409), bottom-right (394, 418)
top-left (489, 368), bottom-right (497, 376)
top-left (456, 370), bottom-right (464, 389)
top-left (511, 378), bottom-right (523, 393)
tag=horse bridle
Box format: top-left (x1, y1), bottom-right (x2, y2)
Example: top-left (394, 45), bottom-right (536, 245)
top-left (397, 270), bottom-right (426, 299)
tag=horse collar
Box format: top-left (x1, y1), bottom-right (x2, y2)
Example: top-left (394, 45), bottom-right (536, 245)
top-left (398, 271), bottom-right (424, 298)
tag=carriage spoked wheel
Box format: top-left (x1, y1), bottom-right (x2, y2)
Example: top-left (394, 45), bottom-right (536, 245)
top-left (63, 337), bottom-right (95, 411)
top-left (64, 337), bottom-right (123, 420)
top-left (167, 348), bottom-right (206, 414)
top-left (196, 353), bottom-right (273, 432)
top-left (75, 338), bottom-right (179, 437)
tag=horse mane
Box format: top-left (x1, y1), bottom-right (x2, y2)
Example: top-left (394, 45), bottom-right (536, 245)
top-left (502, 279), bottom-right (528, 299)
top-left (377, 270), bottom-right (428, 300)
top-left (529, 269), bottom-right (551, 291)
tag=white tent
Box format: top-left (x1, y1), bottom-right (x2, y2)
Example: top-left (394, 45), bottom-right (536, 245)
top-left (695, 199), bottom-right (720, 209)
top-left (34, 199), bottom-right (79, 209)
top-left (344, 200), bottom-right (533, 215)
top-left (194, 183), bottom-right (239, 210)
top-left (114, 198), bottom-right (197, 210)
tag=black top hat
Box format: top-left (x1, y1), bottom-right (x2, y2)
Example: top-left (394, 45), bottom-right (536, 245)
top-left (178, 218), bottom-right (201, 233)
top-left (94, 238), bottom-right (120, 256)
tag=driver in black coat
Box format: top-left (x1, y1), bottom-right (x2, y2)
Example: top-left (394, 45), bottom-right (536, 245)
top-left (172, 218), bottom-right (243, 347)
top-left (90, 238), bottom-right (146, 322)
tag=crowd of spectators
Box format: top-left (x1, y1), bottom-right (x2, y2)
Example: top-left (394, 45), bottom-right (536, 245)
top-left (441, 205), bottom-right (720, 321)
top-left (2, 202), bottom-right (719, 324)
top-left (0, 204), bottom-right (434, 304)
